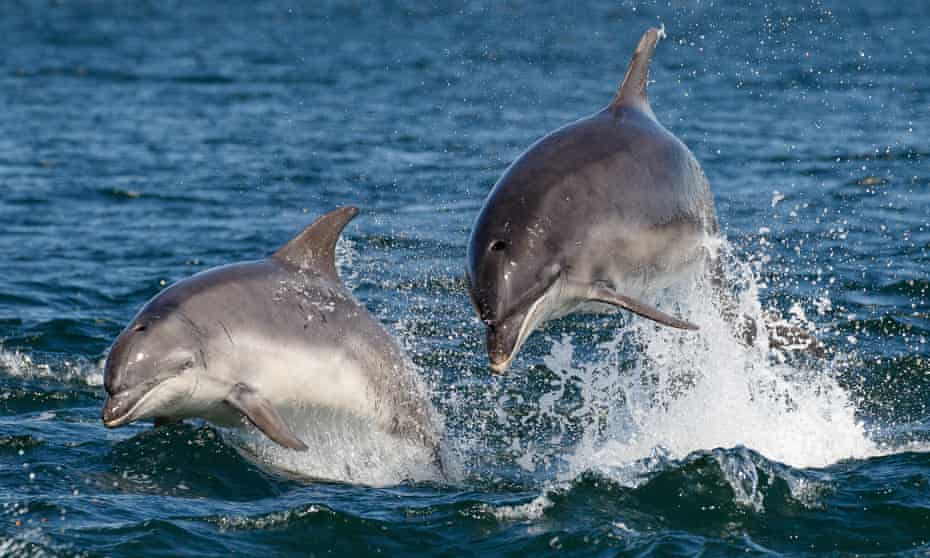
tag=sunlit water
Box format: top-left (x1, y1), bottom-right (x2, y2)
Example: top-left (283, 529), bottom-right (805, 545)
top-left (2, 1), bottom-right (929, 556)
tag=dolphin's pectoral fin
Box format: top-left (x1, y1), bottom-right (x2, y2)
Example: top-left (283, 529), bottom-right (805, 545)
top-left (225, 383), bottom-right (309, 451)
top-left (589, 285), bottom-right (698, 331)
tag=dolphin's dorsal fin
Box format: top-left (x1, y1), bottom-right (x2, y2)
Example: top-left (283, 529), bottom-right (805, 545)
top-left (273, 206), bottom-right (358, 278)
top-left (608, 25), bottom-right (666, 117)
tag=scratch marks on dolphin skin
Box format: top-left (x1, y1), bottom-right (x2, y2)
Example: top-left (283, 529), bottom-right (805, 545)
top-left (178, 312), bottom-right (208, 340)
top-left (219, 321), bottom-right (235, 346)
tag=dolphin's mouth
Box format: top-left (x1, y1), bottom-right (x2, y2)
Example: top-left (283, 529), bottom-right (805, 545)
top-left (101, 382), bottom-right (158, 428)
top-left (487, 276), bottom-right (562, 373)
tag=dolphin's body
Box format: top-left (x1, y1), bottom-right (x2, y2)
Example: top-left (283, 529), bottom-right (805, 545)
top-left (103, 207), bottom-right (440, 456)
top-left (467, 28), bottom-right (717, 372)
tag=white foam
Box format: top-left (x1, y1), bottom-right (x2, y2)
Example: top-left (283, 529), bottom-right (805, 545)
top-left (545, 247), bottom-right (878, 477)
top-left (226, 406), bottom-right (442, 487)
top-left (0, 348), bottom-right (103, 387)
top-left (213, 505), bottom-right (325, 531)
top-left (481, 494), bottom-right (554, 521)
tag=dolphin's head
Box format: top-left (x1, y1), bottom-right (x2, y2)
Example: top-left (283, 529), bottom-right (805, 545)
top-left (102, 298), bottom-right (207, 429)
top-left (466, 194), bottom-right (564, 373)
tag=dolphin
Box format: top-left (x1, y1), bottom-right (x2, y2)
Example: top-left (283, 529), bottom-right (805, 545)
top-left (102, 206), bottom-right (440, 456)
top-left (466, 27), bottom-right (717, 372)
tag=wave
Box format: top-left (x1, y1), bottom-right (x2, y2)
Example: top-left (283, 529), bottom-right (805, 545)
top-left (0, 348), bottom-right (103, 388)
top-left (103, 423), bottom-right (284, 500)
top-left (0, 348), bottom-right (104, 419)
top-left (185, 448), bottom-right (808, 549)
top-left (20, 444), bottom-right (930, 556)
top-left (94, 186), bottom-right (228, 204)
top-left (483, 446), bottom-right (825, 528)
top-left (11, 66), bottom-right (237, 85)
top-left (206, 503), bottom-right (335, 532)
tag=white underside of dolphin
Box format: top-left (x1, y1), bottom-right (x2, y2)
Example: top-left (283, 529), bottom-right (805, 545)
top-left (111, 338), bottom-right (380, 433)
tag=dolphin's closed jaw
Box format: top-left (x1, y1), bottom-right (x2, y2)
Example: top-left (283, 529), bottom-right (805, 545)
top-left (484, 278), bottom-right (562, 373)
top-left (485, 320), bottom-right (521, 374)
top-left (101, 395), bottom-right (132, 428)
top-left (489, 356), bottom-right (514, 374)
top-left (487, 331), bottom-right (515, 374)
top-left (101, 384), bottom-right (151, 428)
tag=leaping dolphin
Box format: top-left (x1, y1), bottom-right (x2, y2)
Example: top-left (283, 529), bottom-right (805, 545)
top-left (467, 27), bottom-right (716, 372)
top-left (102, 207), bottom-right (441, 456)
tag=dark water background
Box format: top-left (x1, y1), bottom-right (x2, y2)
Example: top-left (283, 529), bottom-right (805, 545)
top-left (2, 1), bottom-right (930, 555)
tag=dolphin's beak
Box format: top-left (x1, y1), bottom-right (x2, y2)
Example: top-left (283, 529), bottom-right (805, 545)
top-left (485, 301), bottom-right (538, 374)
top-left (489, 359), bottom-right (513, 374)
top-left (487, 323), bottom-right (519, 374)
top-left (484, 277), bottom-right (559, 373)
top-left (101, 383), bottom-right (153, 428)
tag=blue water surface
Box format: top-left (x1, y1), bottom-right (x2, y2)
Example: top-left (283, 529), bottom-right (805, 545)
top-left (2, 1), bottom-right (930, 556)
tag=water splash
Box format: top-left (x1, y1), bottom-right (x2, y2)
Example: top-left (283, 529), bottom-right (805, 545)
top-left (452, 238), bottom-right (881, 500)
top-left (334, 235), bottom-right (359, 288)
top-left (479, 493), bottom-right (554, 521)
top-left (225, 408), bottom-right (443, 487)
top-left (209, 504), bottom-right (331, 531)
top-left (0, 347), bottom-right (103, 387)
top-left (550, 249), bottom-right (877, 476)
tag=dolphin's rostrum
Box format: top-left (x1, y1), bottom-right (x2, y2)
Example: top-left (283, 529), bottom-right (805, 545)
top-left (103, 207), bottom-right (440, 456)
top-left (467, 27), bottom-right (715, 372)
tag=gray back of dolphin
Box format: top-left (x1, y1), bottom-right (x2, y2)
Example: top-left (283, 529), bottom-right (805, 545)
top-left (103, 207), bottom-right (439, 452)
top-left (467, 27), bottom-right (716, 372)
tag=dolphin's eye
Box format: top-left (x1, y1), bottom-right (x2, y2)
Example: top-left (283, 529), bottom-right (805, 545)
top-left (132, 324), bottom-right (147, 332)
top-left (490, 240), bottom-right (508, 252)
top-left (182, 358), bottom-right (195, 370)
